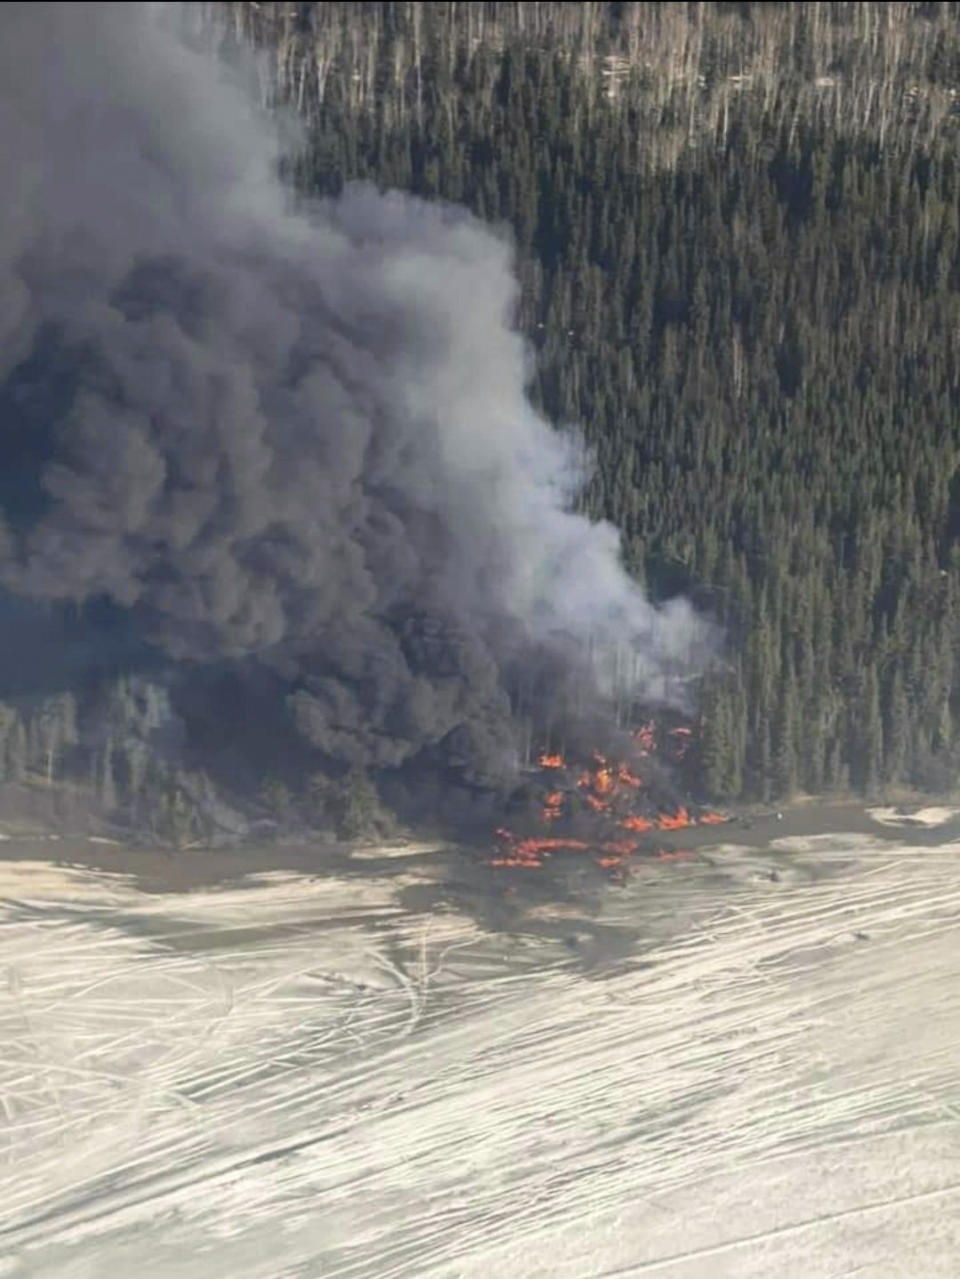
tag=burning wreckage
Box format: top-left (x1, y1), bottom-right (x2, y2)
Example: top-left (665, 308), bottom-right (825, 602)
top-left (490, 721), bottom-right (729, 872)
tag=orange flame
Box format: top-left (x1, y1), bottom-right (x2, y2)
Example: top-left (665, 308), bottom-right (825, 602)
top-left (512, 836), bottom-right (590, 859)
top-left (632, 723), bottom-right (655, 755)
top-left (656, 806), bottom-right (692, 830)
top-left (621, 815), bottom-right (654, 832)
top-left (539, 753), bottom-right (565, 769)
top-left (542, 790), bottom-right (564, 822)
top-left (616, 763), bottom-right (644, 788)
top-left (599, 838), bottom-right (640, 856)
top-left (532, 836), bottom-right (589, 852)
top-left (495, 725), bottom-right (708, 869)
top-left (594, 768), bottom-right (614, 795)
top-left (492, 828), bottom-right (554, 867)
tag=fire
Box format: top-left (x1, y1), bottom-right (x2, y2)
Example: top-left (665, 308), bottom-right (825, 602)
top-left (493, 829), bottom-right (591, 867)
top-left (656, 806), bottom-right (692, 830)
top-left (594, 767), bottom-right (614, 795)
top-left (521, 837), bottom-right (590, 854)
top-left (632, 722), bottom-right (655, 755)
top-left (620, 815), bottom-right (654, 832)
top-left (540, 742), bottom-right (704, 834)
top-left (539, 753), bottom-right (565, 769)
top-left (494, 725), bottom-right (721, 871)
top-left (542, 791), bottom-right (564, 822)
top-left (599, 838), bottom-right (640, 856)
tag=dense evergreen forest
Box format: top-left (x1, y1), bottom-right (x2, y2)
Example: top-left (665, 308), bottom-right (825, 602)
top-left (203, 0), bottom-right (960, 803)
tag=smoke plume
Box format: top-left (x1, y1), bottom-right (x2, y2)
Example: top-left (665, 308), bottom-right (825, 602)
top-left (0, 3), bottom-right (710, 793)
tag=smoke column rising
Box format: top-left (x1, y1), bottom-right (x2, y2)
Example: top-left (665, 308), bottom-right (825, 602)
top-left (0, 2), bottom-right (711, 787)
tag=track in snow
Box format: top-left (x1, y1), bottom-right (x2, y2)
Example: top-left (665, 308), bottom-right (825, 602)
top-left (1, 834), bottom-right (959, 1277)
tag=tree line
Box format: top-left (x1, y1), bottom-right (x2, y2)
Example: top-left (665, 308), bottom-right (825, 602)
top-left (0, 680), bottom-right (215, 846)
top-left (0, 675), bottom-right (397, 844)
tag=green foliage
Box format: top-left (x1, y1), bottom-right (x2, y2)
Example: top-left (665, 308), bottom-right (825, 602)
top-left (260, 775), bottom-right (295, 821)
top-left (34, 693), bottom-right (78, 785)
top-left (142, 766), bottom-right (206, 848)
top-left (303, 772), bottom-right (335, 828)
top-left (699, 675), bottom-right (745, 799)
top-left (99, 743), bottom-right (118, 812)
top-left (151, 785), bottom-right (200, 849)
top-left (0, 704), bottom-right (18, 783)
top-left (6, 716), bottom-right (26, 784)
top-left (339, 769), bottom-right (393, 839)
top-left (260, 770), bottom-right (393, 838)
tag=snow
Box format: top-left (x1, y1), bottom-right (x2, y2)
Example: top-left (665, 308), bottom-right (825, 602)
top-left (1, 832), bottom-right (959, 1276)
top-left (868, 805), bottom-right (960, 828)
top-left (350, 841), bottom-right (446, 860)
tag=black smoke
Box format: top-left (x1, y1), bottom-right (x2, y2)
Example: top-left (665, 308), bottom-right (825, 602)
top-left (0, 3), bottom-right (711, 811)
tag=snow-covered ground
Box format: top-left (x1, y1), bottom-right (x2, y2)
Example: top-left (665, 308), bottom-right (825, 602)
top-left (868, 805), bottom-right (960, 828)
top-left (1, 832), bottom-right (959, 1277)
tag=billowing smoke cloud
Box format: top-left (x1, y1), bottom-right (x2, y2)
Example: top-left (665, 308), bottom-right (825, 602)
top-left (0, 3), bottom-right (710, 788)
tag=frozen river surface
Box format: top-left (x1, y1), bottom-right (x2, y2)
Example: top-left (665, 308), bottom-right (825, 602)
top-left (1, 830), bottom-right (960, 1277)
